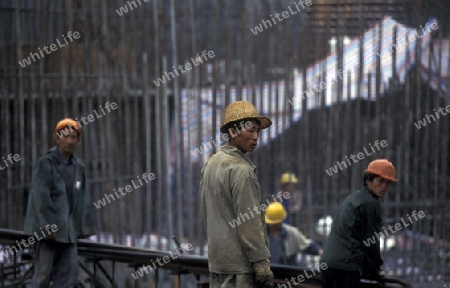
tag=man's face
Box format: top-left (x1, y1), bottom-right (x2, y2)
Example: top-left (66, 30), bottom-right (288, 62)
top-left (367, 176), bottom-right (391, 197)
top-left (55, 128), bottom-right (79, 156)
top-left (229, 120), bottom-right (261, 154)
top-left (283, 183), bottom-right (296, 192)
top-left (268, 223), bottom-right (282, 233)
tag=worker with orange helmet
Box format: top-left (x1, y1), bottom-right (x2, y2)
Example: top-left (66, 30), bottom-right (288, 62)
top-left (320, 159), bottom-right (397, 288)
top-left (24, 118), bottom-right (95, 287)
top-left (265, 202), bottom-right (322, 266)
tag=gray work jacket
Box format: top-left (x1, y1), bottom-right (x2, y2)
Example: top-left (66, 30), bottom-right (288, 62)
top-left (200, 143), bottom-right (271, 274)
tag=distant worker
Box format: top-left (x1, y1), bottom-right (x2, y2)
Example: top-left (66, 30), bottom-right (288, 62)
top-left (200, 101), bottom-right (274, 288)
top-left (265, 202), bottom-right (322, 266)
top-left (278, 172), bottom-right (302, 224)
top-left (24, 118), bottom-right (95, 287)
top-left (320, 159), bottom-right (397, 288)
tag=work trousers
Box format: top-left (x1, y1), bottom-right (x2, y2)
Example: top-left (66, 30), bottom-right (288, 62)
top-left (210, 273), bottom-right (255, 288)
top-left (321, 267), bottom-right (360, 288)
top-left (31, 240), bottom-right (78, 288)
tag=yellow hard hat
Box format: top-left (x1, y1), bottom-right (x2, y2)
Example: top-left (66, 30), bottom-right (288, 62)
top-left (265, 202), bottom-right (287, 224)
top-left (280, 172), bottom-right (298, 184)
top-left (220, 101), bottom-right (272, 133)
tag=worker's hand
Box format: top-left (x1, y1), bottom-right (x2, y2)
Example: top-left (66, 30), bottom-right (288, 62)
top-left (253, 259), bottom-right (274, 288)
top-left (363, 269), bottom-right (385, 280)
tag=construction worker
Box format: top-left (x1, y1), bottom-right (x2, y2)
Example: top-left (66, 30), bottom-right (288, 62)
top-left (200, 101), bottom-right (274, 288)
top-left (320, 159), bottom-right (397, 288)
top-left (265, 202), bottom-right (322, 266)
top-left (24, 118), bottom-right (95, 287)
top-left (279, 172), bottom-right (301, 224)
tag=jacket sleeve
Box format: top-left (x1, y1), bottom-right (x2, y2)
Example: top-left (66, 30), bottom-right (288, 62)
top-left (291, 227), bottom-right (322, 255)
top-left (230, 165), bottom-right (271, 263)
top-left (292, 227), bottom-right (312, 251)
top-left (30, 159), bottom-right (56, 228)
top-left (302, 242), bottom-right (322, 255)
top-left (361, 202), bottom-right (383, 274)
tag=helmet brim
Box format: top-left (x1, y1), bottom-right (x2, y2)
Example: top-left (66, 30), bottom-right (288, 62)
top-left (364, 170), bottom-right (398, 182)
top-left (220, 116), bottom-right (272, 133)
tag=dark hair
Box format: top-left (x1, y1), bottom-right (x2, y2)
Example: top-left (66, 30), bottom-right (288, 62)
top-left (222, 118), bottom-right (261, 136)
top-left (363, 173), bottom-right (379, 186)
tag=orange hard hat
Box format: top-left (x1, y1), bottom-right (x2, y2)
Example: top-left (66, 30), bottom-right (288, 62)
top-left (365, 159), bottom-right (397, 182)
top-left (53, 118), bottom-right (82, 141)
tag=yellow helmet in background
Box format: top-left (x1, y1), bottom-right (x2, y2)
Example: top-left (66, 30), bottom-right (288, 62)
top-left (265, 202), bottom-right (287, 224)
top-left (280, 172), bottom-right (298, 184)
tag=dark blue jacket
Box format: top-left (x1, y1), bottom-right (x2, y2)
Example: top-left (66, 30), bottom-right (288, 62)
top-left (24, 147), bottom-right (95, 243)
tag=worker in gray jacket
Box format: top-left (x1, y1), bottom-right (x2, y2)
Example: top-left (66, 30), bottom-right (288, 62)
top-left (200, 101), bottom-right (274, 288)
top-left (25, 118), bottom-right (95, 287)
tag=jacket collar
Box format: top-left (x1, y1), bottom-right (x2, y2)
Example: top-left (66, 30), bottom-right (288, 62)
top-left (363, 185), bottom-right (379, 199)
top-left (49, 146), bottom-right (75, 165)
top-left (220, 143), bottom-right (257, 172)
top-left (267, 223), bottom-right (287, 237)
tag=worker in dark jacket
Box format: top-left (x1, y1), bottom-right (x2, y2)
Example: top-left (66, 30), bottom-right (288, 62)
top-left (200, 101), bottom-right (274, 288)
top-left (320, 159), bottom-right (397, 288)
top-left (24, 118), bottom-right (95, 287)
top-left (265, 202), bottom-right (322, 266)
